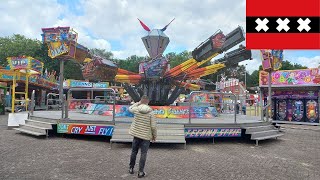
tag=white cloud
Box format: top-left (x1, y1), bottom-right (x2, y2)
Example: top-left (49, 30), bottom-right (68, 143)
top-left (0, 0), bottom-right (65, 39)
top-left (295, 56), bottom-right (320, 68)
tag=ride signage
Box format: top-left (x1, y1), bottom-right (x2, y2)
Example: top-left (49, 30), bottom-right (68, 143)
top-left (48, 41), bottom-right (69, 58)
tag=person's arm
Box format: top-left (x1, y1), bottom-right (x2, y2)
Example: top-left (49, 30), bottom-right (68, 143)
top-left (129, 102), bottom-right (140, 113)
top-left (150, 113), bottom-right (157, 141)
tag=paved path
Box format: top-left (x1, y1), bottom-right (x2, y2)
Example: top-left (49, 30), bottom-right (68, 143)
top-left (0, 114), bottom-right (319, 180)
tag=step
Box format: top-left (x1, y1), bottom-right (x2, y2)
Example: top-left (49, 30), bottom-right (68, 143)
top-left (111, 138), bottom-right (186, 144)
top-left (20, 124), bottom-right (48, 134)
top-left (114, 129), bottom-right (184, 134)
top-left (112, 134), bottom-right (186, 141)
top-left (245, 125), bottom-right (276, 134)
top-left (25, 119), bottom-right (54, 129)
top-left (29, 116), bottom-right (58, 124)
top-left (252, 133), bottom-right (284, 141)
top-left (13, 128), bottom-right (46, 136)
top-left (251, 130), bottom-right (280, 139)
top-left (115, 124), bottom-right (184, 129)
top-left (241, 122), bottom-right (271, 127)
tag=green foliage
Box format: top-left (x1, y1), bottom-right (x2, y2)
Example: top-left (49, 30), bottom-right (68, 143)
top-left (64, 61), bottom-right (84, 80)
top-left (279, 60), bottom-right (307, 70)
top-left (115, 55), bottom-right (145, 73)
top-left (34, 44), bottom-right (60, 74)
top-left (166, 51), bottom-right (191, 68)
top-left (90, 48), bottom-right (114, 59)
top-left (0, 34), bottom-right (42, 66)
top-left (246, 70), bottom-right (259, 87)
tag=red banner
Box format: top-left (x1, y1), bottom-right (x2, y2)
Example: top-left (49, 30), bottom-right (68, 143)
top-left (246, 0), bottom-right (320, 49)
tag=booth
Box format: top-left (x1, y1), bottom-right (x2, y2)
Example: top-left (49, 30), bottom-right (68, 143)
top-left (260, 68), bottom-right (320, 124)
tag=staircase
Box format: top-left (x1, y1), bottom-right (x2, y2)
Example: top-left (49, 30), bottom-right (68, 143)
top-left (242, 122), bottom-right (284, 146)
top-left (14, 118), bottom-right (55, 137)
top-left (110, 123), bottom-right (186, 149)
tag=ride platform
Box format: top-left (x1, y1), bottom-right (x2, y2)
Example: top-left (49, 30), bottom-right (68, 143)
top-left (13, 110), bottom-right (284, 147)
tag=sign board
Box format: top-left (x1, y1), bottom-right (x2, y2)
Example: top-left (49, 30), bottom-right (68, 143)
top-left (70, 81), bottom-right (92, 88)
top-left (185, 128), bottom-right (241, 138)
top-left (57, 123), bottom-right (114, 136)
top-left (7, 56), bottom-right (44, 74)
top-left (260, 68), bottom-right (320, 87)
top-left (93, 82), bottom-right (108, 88)
top-left (48, 41), bottom-right (69, 58)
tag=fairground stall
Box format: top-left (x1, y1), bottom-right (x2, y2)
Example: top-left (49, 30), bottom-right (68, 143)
top-left (0, 56), bottom-right (58, 112)
top-left (260, 68), bottom-right (320, 125)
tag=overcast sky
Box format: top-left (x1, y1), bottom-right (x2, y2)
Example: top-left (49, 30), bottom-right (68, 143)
top-left (0, 0), bottom-right (319, 73)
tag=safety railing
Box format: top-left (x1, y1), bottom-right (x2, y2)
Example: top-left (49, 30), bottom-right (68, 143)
top-left (46, 93), bottom-right (64, 111)
top-left (13, 100), bottom-right (28, 112)
top-left (188, 91), bottom-right (237, 124)
top-left (65, 88), bottom-right (116, 123)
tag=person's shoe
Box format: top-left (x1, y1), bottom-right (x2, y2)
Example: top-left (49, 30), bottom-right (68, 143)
top-left (129, 167), bottom-right (134, 174)
top-left (138, 172), bottom-right (146, 178)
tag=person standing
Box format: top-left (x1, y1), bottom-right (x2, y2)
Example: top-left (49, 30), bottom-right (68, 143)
top-left (128, 95), bottom-right (157, 178)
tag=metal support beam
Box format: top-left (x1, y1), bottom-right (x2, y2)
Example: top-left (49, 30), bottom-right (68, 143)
top-left (11, 71), bottom-right (16, 113)
top-left (25, 72), bottom-right (29, 111)
top-left (267, 71), bottom-right (272, 122)
top-left (59, 60), bottom-right (64, 119)
top-left (260, 89), bottom-right (264, 121)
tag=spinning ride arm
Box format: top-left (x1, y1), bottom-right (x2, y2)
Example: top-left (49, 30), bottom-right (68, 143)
top-left (165, 26), bottom-right (249, 82)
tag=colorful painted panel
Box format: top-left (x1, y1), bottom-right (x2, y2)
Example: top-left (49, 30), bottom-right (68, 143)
top-left (47, 41), bottom-right (69, 58)
top-left (260, 68), bottom-right (320, 86)
top-left (57, 123), bottom-right (114, 136)
top-left (7, 57), bottom-right (29, 70)
top-left (71, 103), bottom-right (220, 119)
top-left (70, 81), bottom-right (92, 88)
top-left (276, 100), bottom-right (287, 121)
top-left (292, 100), bottom-right (304, 121)
top-left (306, 100), bottom-right (319, 123)
top-left (185, 128), bottom-right (241, 138)
top-left (270, 90), bottom-right (318, 99)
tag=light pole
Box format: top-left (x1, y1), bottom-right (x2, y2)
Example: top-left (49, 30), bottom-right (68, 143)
top-left (216, 74), bottom-right (221, 91)
top-left (244, 64), bottom-right (248, 105)
top-left (244, 64), bottom-right (248, 90)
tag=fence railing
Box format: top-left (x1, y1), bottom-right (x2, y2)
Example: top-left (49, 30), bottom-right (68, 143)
top-left (46, 93), bottom-right (64, 111)
top-left (65, 88), bottom-right (116, 123)
top-left (188, 91), bottom-right (238, 124)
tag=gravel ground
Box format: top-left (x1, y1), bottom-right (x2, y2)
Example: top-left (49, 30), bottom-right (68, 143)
top-left (0, 114), bottom-right (319, 180)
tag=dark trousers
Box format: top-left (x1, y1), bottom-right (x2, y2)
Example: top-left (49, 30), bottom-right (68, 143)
top-left (129, 137), bottom-right (150, 172)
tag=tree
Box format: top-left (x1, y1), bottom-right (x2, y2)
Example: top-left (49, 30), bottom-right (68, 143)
top-left (166, 51), bottom-right (191, 68)
top-left (34, 44), bottom-right (60, 74)
top-left (90, 48), bottom-right (113, 59)
top-left (0, 34), bottom-right (61, 74)
top-left (64, 60), bottom-right (84, 80)
top-left (0, 34), bottom-right (42, 66)
top-left (279, 60), bottom-right (307, 70)
top-left (115, 55), bottom-right (145, 73)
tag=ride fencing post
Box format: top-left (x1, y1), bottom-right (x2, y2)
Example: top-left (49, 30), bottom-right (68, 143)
top-left (188, 100), bottom-right (192, 124)
top-left (188, 91), bottom-right (237, 124)
top-left (65, 88), bottom-right (116, 121)
top-left (30, 90), bottom-right (35, 116)
top-left (112, 89), bottom-right (116, 124)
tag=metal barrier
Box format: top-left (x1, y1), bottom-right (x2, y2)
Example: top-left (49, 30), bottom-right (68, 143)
top-left (65, 88), bottom-right (116, 122)
top-left (46, 93), bottom-right (63, 111)
top-left (188, 91), bottom-right (237, 124)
